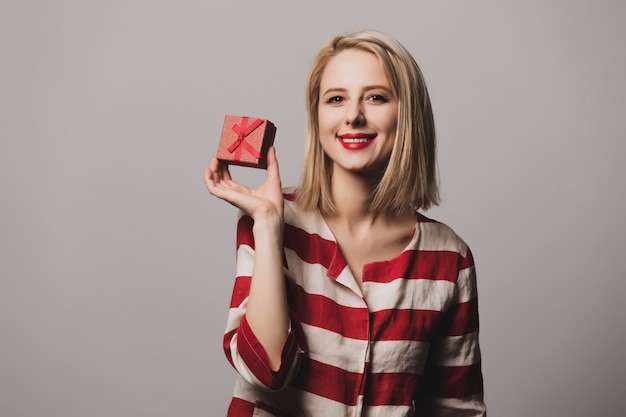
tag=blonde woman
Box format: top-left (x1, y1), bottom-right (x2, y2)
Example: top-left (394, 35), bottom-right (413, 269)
top-left (206, 30), bottom-right (486, 417)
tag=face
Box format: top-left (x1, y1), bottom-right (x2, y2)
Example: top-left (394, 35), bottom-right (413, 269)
top-left (318, 49), bottom-right (398, 176)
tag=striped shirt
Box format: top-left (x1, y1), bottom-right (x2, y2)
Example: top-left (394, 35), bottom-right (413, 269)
top-left (223, 190), bottom-right (486, 416)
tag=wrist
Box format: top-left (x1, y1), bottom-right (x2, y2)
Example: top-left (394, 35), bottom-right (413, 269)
top-left (252, 212), bottom-right (283, 233)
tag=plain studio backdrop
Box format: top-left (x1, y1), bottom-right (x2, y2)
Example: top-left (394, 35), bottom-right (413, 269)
top-left (1, 1), bottom-right (624, 416)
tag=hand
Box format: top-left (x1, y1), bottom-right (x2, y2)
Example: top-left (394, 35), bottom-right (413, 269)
top-left (204, 147), bottom-right (284, 222)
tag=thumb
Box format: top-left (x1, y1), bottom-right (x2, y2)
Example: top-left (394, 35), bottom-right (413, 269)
top-left (266, 146), bottom-right (281, 181)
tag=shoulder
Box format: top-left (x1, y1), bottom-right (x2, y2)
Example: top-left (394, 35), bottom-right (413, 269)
top-left (414, 212), bottom-right (472, 260)
top-left (282, 186), bottom-right (308, 225)
top-left (282, 186), bottom-right (298, 205)
top-left (282, 186), bottom-right (299, 222)
top-left (281, 187), bottom-right (334, 240)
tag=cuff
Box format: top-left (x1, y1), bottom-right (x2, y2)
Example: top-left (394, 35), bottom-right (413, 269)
top-left (238, 314), bottom-right (301, 390)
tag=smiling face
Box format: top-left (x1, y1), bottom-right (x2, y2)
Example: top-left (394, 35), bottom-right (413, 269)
top-left (317, 48), bottom-right (398, 176)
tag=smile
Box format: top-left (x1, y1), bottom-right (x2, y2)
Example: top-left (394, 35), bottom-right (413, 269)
top-left (341, 138), bottom-right (370, 143)
top-left (337, 133), bottom-right (377, 150)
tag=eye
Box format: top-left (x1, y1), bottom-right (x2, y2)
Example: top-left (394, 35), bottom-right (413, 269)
top-left (367, 94), bottom-right (389, 103)
top-left (326, 96), bottom-right (344, 104)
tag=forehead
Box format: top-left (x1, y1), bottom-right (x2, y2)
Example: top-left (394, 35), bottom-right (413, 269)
top-left (320, 49), bottom-right (391, 90)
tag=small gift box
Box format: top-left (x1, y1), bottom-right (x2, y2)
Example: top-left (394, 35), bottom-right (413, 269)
top-left (217, 115), bottom-right (277, 169)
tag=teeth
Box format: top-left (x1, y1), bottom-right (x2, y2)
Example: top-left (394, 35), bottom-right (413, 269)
top-left (340, 138), bottom-right (370, 143)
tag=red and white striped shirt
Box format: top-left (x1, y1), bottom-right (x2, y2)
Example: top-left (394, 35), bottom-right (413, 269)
top-left (223, 190), bottom-right (486, 416)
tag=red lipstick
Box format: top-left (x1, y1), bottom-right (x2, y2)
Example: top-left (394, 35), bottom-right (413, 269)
top-left (337, 132), bottom-right (377, 150)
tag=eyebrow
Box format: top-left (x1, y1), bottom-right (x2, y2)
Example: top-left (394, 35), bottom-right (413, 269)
top-left (321, 85), bottom-right (394, 96)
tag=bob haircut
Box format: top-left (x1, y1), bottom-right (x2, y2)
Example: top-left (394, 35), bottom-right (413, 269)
top-left (296, 30), bottom-right (440, 216)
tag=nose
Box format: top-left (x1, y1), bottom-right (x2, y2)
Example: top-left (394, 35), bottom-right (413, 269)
top-left (345, 100), bottom-right (365, 126)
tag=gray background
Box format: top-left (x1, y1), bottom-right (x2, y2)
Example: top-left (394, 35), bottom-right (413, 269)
top-left (1, 1), bottom-right (625, 416)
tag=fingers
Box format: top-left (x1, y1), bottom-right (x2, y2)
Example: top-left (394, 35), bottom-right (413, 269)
top-left (266, 146), bottom-right (281, 182)
top-left (205, 155), bottom-right (252, 200)
top-left (205, 156), bottom-right (226, 195)
top-left (209, 153), bottom-right (220, 173)
top-left (218, 159), bottom-right (233, 182)
top-left (204, 166), bottom-right (213, 187)
top-left (205, 155), bottom-right (219, 190)
top-left (204, 148), bottom-right (283, 215)
top-left (205, 155), bottom-right (232, 186)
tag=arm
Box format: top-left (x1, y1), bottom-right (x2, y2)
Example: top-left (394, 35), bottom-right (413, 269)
top-left (415, 248), bottom-right (486, 416)
top-left (222, 214), bottom-right (301, 390)
top-left (206, 147), bottom-right (300, 388)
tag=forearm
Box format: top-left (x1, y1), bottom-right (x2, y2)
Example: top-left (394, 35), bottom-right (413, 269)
top-left (245, 213), bottom-right (290, 371)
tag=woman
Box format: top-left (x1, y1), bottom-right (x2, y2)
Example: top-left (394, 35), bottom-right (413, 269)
top-left (206, 30), bottom-right (486, 417)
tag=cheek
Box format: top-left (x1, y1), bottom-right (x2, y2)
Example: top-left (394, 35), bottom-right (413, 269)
top-left (390, 122), bottom-right (398, 136)
top-left (385, 109), bottom-right (398, 131)
top-left (317, 110), bottom-right (327, 132)
top-left (318, 108), bottom-right (343, 132)
top-left (385, 117), bottom-right (399, 139)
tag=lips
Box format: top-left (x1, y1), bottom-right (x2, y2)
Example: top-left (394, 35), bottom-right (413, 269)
top-left (337, 132), bottom-right (377, 150)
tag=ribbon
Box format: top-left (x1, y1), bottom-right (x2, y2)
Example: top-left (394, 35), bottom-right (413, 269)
top-left (228, 116), bottom-right (264, 161)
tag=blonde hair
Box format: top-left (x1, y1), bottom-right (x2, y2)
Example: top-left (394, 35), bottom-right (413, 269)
top-left (296, 30), bottom-right (440, 216)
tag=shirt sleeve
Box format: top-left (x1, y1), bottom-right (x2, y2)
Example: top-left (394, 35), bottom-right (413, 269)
top-left (415, 247), bottom-right (487, 416)
top-left (222, 213), bottom-right (303, 391)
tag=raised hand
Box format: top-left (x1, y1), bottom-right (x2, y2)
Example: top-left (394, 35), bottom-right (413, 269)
top-left (206, 146), bottom-right (289, 370)
top-left (204, 146), bottom-right (283, 222)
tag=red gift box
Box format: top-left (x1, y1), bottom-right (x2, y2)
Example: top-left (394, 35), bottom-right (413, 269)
top-left (217, 115), bottom-right (276, 169)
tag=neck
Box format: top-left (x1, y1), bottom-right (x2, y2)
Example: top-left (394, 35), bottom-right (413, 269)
top-left (329, 167), bottom-right (379, 225)
top-left (326, 165), bottom-right (416, 231)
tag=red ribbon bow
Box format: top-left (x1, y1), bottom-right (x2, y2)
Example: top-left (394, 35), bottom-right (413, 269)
top-left (228, 117), bottom-right (264, 161)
